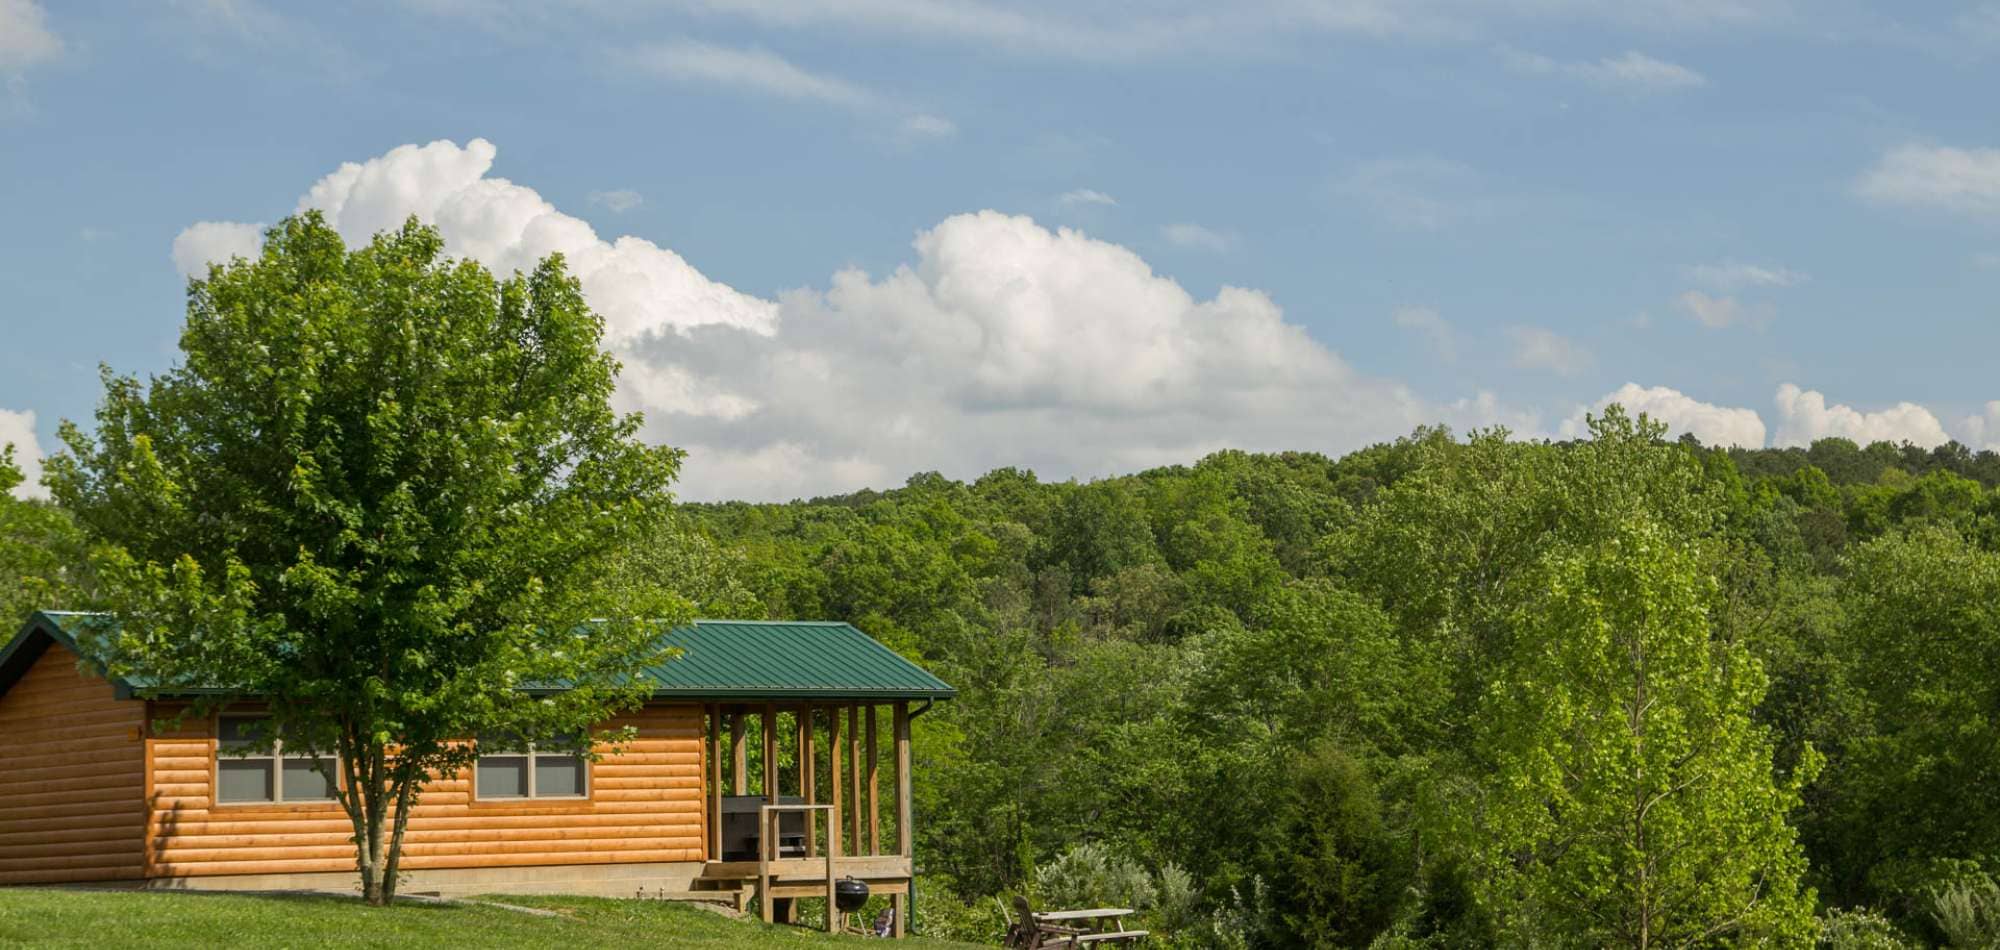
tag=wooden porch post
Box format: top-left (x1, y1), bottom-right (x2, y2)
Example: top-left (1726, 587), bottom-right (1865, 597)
top-left (802, 704), bottom-right (817, 858)
top-left (829, 703), bottom-right (843, 859)
top-left (730, 711), bottom-right (746, 796)
top-left (707, 704), bottom-right (722, 861)
top-left (848, 705), bottom-right (862, 852)
top-left (762, 704), bottom-right (778, 803)
top-left (895, 702), bottom-right (912, 857)
top-left (867, 706), bottom-right (880, 855)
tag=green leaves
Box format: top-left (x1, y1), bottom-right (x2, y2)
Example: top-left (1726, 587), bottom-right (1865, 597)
top-left (48, 211), bottom-right (689, 903)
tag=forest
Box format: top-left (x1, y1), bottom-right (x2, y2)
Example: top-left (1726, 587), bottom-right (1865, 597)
top-left (7, 412), bottom-right (2000, 947)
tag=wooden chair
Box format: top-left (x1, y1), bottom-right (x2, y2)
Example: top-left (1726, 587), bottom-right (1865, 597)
top-left (1007, 894), bottom-right (1150, 948)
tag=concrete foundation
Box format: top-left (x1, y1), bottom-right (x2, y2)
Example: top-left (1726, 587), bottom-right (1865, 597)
top-left (135, 860), bottom-right (710, 899)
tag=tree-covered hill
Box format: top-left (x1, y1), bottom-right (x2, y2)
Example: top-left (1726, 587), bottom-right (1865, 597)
top-left (660, 421), bottom-right (2000, 947)
top-left (9, 418), bottom-right (1999, 946)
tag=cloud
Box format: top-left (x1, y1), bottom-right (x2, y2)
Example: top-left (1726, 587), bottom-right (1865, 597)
top-left (623, 39), bottom-right (878, 108)
top-left (0, 0), bottom-right (60, 72)
top-left (1505, 326), bottom-right (1591, 376)
top-left (1772, 383), bottom-right (1952, 448)
top-left (588, 189), bottom-right (644, 213)
top-left (1160, 222), bottom-right (1237, 252)
top-left (178, 138), bottom-right (1540, 500)
top-left (1393, 307), bottom-right (1455, 362)
top-left (1057, 188), bottom-right (1117, 207)
top-left (0, 0), bottom-right (61, 112)
top-left (1502, 48), bottom-right (1708, 91)
top-left (0, 408), bottom-right (46, 500)
top-left (1964, 402), bottom-right (2000, 451)
top-left (172, 221), bottom-right (266, 276)
top-left (427, 0), bottom-right (1792, 63)
top-left (619, 39), bottom-right (950, 139)
top-left (1688, 260), bottom-right (1806, 289)
top-left (175, 138), bottom-right (777, 343)
top-left (1856, 144), bottom-right (2000, 217)
top-left (1335, 157), bottom-right (1484, 230)
top-left (1560, 383), bottom-right (1766, 448)
top-left (1675, 289), bottom-right (1770, 329)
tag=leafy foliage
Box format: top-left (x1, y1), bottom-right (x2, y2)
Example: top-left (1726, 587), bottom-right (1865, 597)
top-left (46, 214), bottom-right (688, 904)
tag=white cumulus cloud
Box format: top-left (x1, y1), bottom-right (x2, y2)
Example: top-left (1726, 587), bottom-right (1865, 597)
top-left (1960, 401), bottom-right (2000, 451)
top-left (1560, 383), bottom-right (1766, 448)
top-left (176, 138), bottom-right (1536, 500)
top-left (1856, 144), bottom-right (2000, 217)
top-left (171, 220), bottom-right (266, 276)
top-left (1772, 383), bottom-right (1952, 448)
top-left (0, 408), bottom-right (46, 500)
top-left (177, 138), bottom-right (779, 343)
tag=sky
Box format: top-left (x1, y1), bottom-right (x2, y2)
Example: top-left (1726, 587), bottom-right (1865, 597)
top-left (3, 0), bottom-right (2000, 502)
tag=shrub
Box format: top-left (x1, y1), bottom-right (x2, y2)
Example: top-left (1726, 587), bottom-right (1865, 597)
top-left (1931, 875), bottom-right (2000, 949)
top-left (1818, 907), bottom-right (1917, 949)
top-left (1036, 842), bottom-right (1157, 912)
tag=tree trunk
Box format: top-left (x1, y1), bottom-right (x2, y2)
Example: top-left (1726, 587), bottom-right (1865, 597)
top-left (336, 724), bottom-right (394, 906)
top-left (380, 765), bottom-right (419, 904)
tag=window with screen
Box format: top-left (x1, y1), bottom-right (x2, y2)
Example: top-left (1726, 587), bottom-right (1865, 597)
top-left (215, 715), bottom-right (338, 804)
top-left (475, 733), bottom-right (587, 800)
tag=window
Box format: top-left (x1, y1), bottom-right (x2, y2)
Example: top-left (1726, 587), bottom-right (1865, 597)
top-left (476, 733), bottom-right (587, 800)
top-left (216, 715), bottom-right (337, 804)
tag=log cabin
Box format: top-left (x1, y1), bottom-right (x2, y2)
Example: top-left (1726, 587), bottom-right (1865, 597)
top-left (0, 610), bottom-right (953, 934)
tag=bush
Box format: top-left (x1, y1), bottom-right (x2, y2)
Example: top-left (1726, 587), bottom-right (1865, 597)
top-left (1036, 842), bottom-right (1157, 912)
top-left (1931, 875), bottom-right (2000, 949)
top-left (1818, 907), bottom-right (1917, 949)
top-left (910, 875), bottom-right (1010, 944)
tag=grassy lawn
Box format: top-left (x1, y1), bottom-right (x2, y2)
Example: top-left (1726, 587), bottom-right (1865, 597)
top-left (0, 888), bottom-right (985, 949)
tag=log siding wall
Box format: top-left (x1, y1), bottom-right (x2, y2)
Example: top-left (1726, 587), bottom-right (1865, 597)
top-left (143, 704), bottom-right (707, 880)
top-left (0, 643), bottom-right (148, 885)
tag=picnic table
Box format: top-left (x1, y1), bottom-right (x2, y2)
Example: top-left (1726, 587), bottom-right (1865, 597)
top-left (1007, 896), bottom-right (1149, 948)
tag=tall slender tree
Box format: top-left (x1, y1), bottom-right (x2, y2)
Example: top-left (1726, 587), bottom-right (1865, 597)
top-left (48, 213), bottom-right (688, 905)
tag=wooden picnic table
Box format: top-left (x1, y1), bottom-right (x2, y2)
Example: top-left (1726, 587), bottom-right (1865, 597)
top-left (1034, 908), bottom-right (1134, 925)
top-left (1009, 896), bottom-right (1148, 947)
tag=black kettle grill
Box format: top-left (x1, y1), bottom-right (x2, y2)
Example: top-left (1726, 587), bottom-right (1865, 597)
top-left (834, 877), bottom-right (870, 912)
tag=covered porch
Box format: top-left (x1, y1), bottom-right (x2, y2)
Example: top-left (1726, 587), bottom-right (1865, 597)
top-left (642, 619), bottom-right (953, 937)
top-left (697, 701), bottom-right (923, 935)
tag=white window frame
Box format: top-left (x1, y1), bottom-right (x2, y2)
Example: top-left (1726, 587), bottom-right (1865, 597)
top-left (215, 714), bottom-right (339, 805)
top-left (474, 736), bottom-right (590, 801)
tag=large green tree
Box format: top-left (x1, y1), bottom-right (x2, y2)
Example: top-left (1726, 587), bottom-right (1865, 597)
top-left (0, 448), bottom-right (83, 627)
top-left (1459, 516), bottom-right (1818, 948)
top-left (47, 213), bottom-right (688, 905)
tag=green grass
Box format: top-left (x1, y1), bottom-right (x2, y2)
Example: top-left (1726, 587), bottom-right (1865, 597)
top-left (0, 888), bottom-right (984, 949)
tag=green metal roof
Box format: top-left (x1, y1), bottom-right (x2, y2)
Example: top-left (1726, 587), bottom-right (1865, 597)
top-left (0, 612), bottom-right (954, 703)
top-left (643, 620), bottom-right (954, 701)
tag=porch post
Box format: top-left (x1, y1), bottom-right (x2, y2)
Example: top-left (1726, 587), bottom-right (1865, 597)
top-left (707, 704), bottom-right (722, 861)
top-left (895, 701), bottom-right (911, 858)
top-left (829, 703), bottom-right (844, 859)
top-left (867, 706), bottom-right (880, 855)
top-left (730, 711), bottom-right (746, 796)
top-left (848, 705), bottom-right (862, 852)
top-left (762, 703), bottom-right (778, 804)
top-left (802, 704), bottom-right (817, 858)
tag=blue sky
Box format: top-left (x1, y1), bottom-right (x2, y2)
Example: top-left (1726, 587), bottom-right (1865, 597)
top-left (3, 0), bottom-right (1999, 500)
